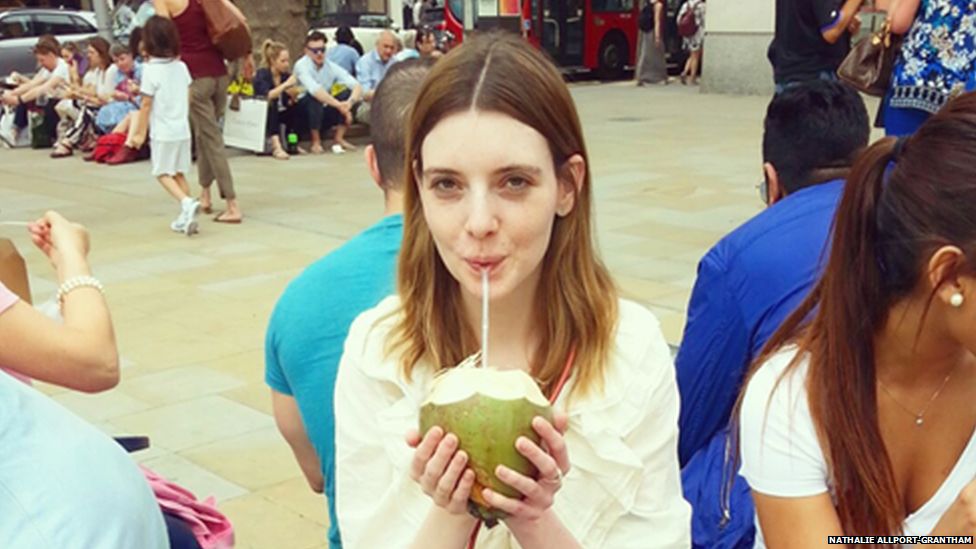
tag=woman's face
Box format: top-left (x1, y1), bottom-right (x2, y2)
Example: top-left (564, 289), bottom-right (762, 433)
top-left (273, 50), bottom-right (291, 73)
top-left (61, 48), bottom-right (73, 62)
top-left (86, 45), bottom-right (101, 67)
top-left (418, 110), bottom-right (578, 303)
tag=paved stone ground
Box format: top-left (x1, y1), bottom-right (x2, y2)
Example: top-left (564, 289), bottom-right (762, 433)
top-left (0, 82), bottom-right (875, 548)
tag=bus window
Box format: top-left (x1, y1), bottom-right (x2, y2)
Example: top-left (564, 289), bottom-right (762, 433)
top-left (591, 0), bottom-right (635, 12)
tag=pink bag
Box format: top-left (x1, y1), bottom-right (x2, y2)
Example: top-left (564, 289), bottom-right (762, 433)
top-left (140, 466), bottom-right (235, 549)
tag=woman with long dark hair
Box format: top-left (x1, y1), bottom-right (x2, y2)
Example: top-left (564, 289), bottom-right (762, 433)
top-left (738, 92), bottom-right (976, 547)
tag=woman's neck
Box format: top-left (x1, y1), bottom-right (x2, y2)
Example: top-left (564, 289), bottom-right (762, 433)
top-left (874, 293), bottom-right (969, 386)
top-left (461, 281), bottom-right (540, 372)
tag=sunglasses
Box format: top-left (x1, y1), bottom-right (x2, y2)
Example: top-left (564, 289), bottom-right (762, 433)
top-left (307, 47), bottom-right (326, 54)
top-left (756, 177), bottom-right (769, 205)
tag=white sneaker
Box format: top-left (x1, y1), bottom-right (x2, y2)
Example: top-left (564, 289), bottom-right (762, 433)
top-left (331, 143), bottom-right (345, 155)
top-left (183, 220), bottom-right (199, 236)
top-left (180, 197), bottom-right (200, 228)
top-left (170, 217), bottom-right (185, 233)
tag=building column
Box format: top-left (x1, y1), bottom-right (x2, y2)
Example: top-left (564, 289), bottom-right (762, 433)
top-left (700, 0), bottom-right (775, 96)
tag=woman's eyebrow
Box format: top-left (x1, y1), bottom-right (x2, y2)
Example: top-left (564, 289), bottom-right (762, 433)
top-left (421, 165), bottom-right (543, 178)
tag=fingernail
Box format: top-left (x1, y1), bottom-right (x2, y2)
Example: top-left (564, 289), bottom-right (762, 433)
top-left (495, 465), bottom-right (508, 477)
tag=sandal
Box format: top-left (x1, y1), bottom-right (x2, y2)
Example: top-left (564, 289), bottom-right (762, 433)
top-left (50, 144), bottom-right (72, 158)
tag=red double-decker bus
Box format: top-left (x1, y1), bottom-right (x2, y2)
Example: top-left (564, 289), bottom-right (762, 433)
top-left (439, 0), bottom-right (641, 78)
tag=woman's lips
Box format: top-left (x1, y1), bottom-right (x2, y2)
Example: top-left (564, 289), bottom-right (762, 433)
top-left (466, 257), bottom-right (504, 273)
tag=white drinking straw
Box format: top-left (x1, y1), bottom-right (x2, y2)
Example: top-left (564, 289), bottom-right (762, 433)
top-left (0, 221), bottom-right (29, 227)
top-left (481, 268), bottom-right (489, 369)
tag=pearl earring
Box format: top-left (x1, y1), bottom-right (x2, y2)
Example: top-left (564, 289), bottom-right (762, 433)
top-left (950, 293), bottom-right (965, 308)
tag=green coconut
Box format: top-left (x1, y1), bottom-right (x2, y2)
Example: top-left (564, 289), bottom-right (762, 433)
top-left (419, 366), bottom-right (553, 526)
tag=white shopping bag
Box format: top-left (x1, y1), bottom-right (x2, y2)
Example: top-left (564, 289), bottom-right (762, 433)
top-left (222, 95), bottom-right (267, 153)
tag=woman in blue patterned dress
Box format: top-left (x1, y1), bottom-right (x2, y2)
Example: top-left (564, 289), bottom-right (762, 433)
top-left (884, 0), bottom-right (976, 136)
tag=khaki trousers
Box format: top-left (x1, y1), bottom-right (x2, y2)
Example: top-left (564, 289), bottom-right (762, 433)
top-left (189, 75), bottom-right (235, 200)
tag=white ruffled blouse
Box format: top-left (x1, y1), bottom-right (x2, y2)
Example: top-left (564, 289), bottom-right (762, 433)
top-left (334, 296), bottom-right (691, 549)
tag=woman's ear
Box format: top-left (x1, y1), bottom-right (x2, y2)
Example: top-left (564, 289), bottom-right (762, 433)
top-left (928, 245), bottom-right (966, 305)
top-left (557, 154), bottom-right (585, 217)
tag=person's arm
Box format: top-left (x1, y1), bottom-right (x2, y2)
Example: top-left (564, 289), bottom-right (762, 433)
top-left (336, 66), bottom-right (362, 105)
top-left (130, 94), bottom-right (152, 149)
top-left (10, 72), bottom-right (44, 96)
top-left (296, 60), bottom-right (343, 108)
top-left (596, 314), bottom-right (691, 548)
top-left (674, 252), bottom-right (751, 466)
top-left (272, 390), bottom-right (324, 492)
top-left (887, 0), bottom-right (920, 34)
top-left (335, 310), bottom-right (473, 549)
top-left (753, 493), bottom-right (844, 548)
top-left (739, 352), bottom-right (839, 548)
top-left (821, 0), bottom-right (865, 44)
top-left (654, 0), bottom-right (664, 47)
top-left (0, 212), bottom-right (118, 392)
top-left (355, 57), bottom-right (377, 101)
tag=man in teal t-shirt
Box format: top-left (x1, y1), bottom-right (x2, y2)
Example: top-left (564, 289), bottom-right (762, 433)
top-left (264, 59), bottom-right (434, 549)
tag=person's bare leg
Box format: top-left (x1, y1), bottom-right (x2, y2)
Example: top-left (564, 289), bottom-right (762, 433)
top-left (310, 129), bottom-right (324, 154)
top-left (334, 124), bottom-right (355, 151)
top-left (691, 50), bottom-right (702, 84)
top-left (112, 113), bottom-right (131, 135)
top-left (174, 173), bottom-right (190, 196)
top-left (270, 134), bottom-right (289, 159)
top-left (158, 174), bottom-right (190, 201)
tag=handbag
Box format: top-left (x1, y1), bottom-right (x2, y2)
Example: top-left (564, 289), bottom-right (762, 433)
top-left (837, 21), bottom-right (902, 97)
top-left (222, 95), bottom-right (267, 152)
top-left (199, 0), bottom-right (252, 61)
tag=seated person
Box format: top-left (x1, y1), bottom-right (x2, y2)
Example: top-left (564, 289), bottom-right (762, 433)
top-left (327, 26), bottom-right (361, 76)
top-left (52, 36), bottom-right (119, 157)
top-left (59, 41), bottom-right (85, 86)
top-left (395, 26), bottom-right (442, 62)
top-left (0, 35), bottom-right (69, 147)
top-left (739, 93), bottom-right (976, 547)
top-left (334, 34), bottom-right (690, 548)
top-left (676, 80), bottom-right (869, 546)
top-left (0, 211), bottom-right (167, 548)
top-left (254, 39), bottom-right (299, 160)
top-left (95, 42), bottom-right (143, 136)
top-left (294, 31), bottom-right (362, 155)
top-left (353, 30), bottom-right (397, 124)
top-left (266, 58), bottom-right (434, 549)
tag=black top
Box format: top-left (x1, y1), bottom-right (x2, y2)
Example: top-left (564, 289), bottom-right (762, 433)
top-left (253, 67), bottom-right (295, 107)
top-left (768, 0), bottom-right (850, 85)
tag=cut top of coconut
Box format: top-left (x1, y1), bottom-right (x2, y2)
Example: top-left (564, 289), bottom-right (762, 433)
top-left (422, 367), bottom-right (550, 407)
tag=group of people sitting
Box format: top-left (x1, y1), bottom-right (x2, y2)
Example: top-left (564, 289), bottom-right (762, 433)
top-left (5, 14), bottom-right (976, 549)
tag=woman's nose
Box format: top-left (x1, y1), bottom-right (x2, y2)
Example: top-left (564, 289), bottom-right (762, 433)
top-left (463, 191), bottom-right (499, 239)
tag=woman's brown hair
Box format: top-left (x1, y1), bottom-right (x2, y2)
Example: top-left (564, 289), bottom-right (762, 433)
top-left (261, 39), bottom-right (287, 70)
top-left (732, 92), bottom-right (976, 542)
top-left (389, 32), bottom-right (618, 399)
top-left (87, 36), bottom-right (111, 70)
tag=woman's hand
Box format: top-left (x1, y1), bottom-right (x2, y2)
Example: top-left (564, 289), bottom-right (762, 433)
top-left (931, 478), bottom-right (976, 537)
top-left (483, 413), bottom-right (570, 523)
top-left (407, 426), bottom-right (477, 515)
top-left (27, 211), bottom-right (90, 276)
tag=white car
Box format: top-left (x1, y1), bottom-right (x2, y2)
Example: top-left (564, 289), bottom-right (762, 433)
top-left (0, 9), bottom-right (100, 77)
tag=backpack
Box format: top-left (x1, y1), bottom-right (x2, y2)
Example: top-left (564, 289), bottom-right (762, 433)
top-left (92, 132), bottom-right (127, 162)
top-left (638, 1), bottom-right (654, 33)
top-left (677, 1), bottom-right (699, 38)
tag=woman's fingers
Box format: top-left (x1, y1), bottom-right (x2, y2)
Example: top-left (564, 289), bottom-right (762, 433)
top-left (433, 450), bottom-right (468, 504)
top-left (482, 488), bottom-right (532, 518)
top-left (533, 416), bottom-right (571, 474)
top-left (516, 435), bottom-right (562, 485)
top-left (421, 433), bottom-right (459, 489)
top-left (408, 426), bottom-right (443, 481)
top-left (496, 464), bottom-right (545, 502)
top-left (449, 469), bottom-right (476, 512)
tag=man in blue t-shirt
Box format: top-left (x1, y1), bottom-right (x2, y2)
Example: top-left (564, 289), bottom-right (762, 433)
top-left (264, 59), bottom-right (435, 549)
top-left (675, 81), bottom-right (869, 547)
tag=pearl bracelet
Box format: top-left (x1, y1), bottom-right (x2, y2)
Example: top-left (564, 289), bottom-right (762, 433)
top-left (56, 276), bottom-right (105, 305)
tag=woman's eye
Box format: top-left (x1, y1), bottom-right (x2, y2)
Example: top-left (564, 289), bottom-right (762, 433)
top-left (505, 177), bottom-right (529, 190)
top-left (432, 179), bottom-right (458, 192)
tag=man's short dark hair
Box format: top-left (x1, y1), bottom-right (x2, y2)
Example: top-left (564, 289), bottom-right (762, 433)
top-left (306, 31), bottom-right (327, 46)
top-left (762, 81), bottom-right (870, 194)
top-left (33, 35), bottom-right (60, 56)
top-left (370, 58), bottom-right (436, 189)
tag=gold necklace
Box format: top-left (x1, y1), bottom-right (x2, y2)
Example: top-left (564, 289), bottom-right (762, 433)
top-left (877, 368), bottom-right (957, 427)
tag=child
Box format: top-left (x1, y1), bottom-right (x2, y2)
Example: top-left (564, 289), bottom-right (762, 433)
top-left (132, 15), bottom-right (198, 236)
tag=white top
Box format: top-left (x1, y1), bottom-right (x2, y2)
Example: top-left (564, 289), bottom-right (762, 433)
top-left (82, 65), bottom-right (119, 101)
top-left (0, 372), bottom-right (169, 548)
top-left (335, 296), bottom-right (691, 549)
top-left (36, 57), bottom-right (70, 83)
top-left (140, 57), bottom-right (192, 142)
top-left (740, 346), bottom-right (976, 548)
